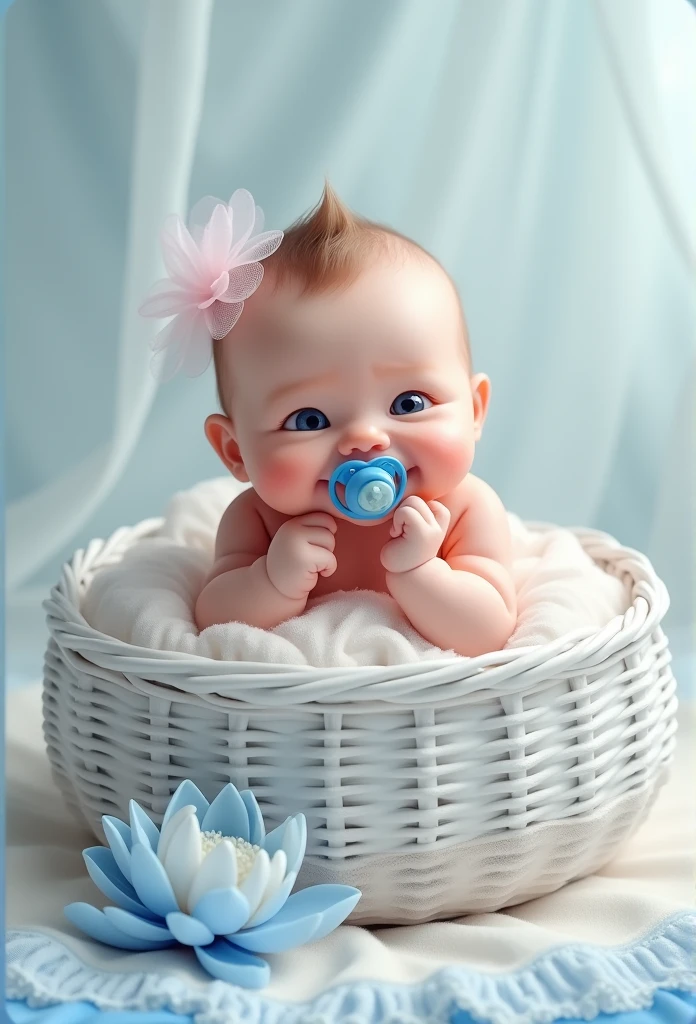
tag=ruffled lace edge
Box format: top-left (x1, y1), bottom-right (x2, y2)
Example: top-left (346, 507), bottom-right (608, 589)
top-left (6, 911), bottom-right (696, 1024)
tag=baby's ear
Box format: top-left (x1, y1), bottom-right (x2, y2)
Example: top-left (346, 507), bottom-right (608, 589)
top-left (204, 414), bottom-right (250, 482)
top-left (470, 374), bottom-right (491, 441)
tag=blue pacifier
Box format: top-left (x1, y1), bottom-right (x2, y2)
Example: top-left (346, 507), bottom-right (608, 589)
top-left (328, 456), bottom-right (407, 521)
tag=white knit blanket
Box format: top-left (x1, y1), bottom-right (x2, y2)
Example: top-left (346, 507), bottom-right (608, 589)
top-left (83, 478), bottom-right (629, 666)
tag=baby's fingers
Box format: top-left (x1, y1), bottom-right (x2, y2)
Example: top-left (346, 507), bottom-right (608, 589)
top-left (297, 512), bottom-right (337, 532)
top-left (391, 505), bottom-right (421, 537)
top-left (303, 526), bottom-right (336, 551)
top-left (400, 495), bottom-right (433, 520)
top-left (390, 505), bottom-right (412, 537)
top-left (316, 550), bottom-right (337, 577)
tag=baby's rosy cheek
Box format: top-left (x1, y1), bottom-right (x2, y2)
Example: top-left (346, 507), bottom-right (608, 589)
top-left (420, 428), bottom-right (473, 471)
top-left (257, 450), bottom-right (309, 493)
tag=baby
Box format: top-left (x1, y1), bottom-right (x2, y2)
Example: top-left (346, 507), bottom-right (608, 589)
top-left (143, 185), bottom-right (516, 657)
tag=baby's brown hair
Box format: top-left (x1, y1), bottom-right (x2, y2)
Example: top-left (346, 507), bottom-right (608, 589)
top-left (263, 181), bottom-right (432, 294)
top-left (213, 182), bottom-right (469, 409)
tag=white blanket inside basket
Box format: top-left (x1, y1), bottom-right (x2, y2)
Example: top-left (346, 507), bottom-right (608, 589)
top-left (83, 478), bottom-right (629, 666)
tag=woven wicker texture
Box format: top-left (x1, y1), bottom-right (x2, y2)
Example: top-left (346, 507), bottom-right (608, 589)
top-left (43, 519), bottom-right (677, 923)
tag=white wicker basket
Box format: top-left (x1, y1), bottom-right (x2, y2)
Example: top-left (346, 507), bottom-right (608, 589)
top-left (43, 519), bottom-right (678, 925)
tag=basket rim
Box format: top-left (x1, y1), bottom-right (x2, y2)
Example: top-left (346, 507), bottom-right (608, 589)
top-left (42, 515), bottom-right (671, 703)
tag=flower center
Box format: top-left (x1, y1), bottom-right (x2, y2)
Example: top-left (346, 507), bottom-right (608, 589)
top-left (200, 831), bottom-right (260, 884)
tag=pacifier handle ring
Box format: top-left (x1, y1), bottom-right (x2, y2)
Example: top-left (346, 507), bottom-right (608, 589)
top-left (328, 457), bottom-right (407, 520)
top-left (371, 457), bottom-right (407, 505)
top-left (328, 460), bottom-right (364, 515)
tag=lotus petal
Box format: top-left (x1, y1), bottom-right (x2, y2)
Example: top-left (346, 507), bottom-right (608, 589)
top-left (130, 842), bottom-right (179, 918)
top-left (262, 817), bottom-right (290, 859)
top-left (187, 837), bottom-right (237, 911)
top-left (201, 784), bottom-right (250, 841)
top-left (283, 815), bottom-right (307, 876)
top-left (245, 849), bottom-right (287, 927)
top-left (194, 939), bottom-right (269, 989)
top-left (82, 847), bottom-right (157, 920)
top-left (233, 885), bottom-right (361, 954)
top-left (240, 790), bottom-right (265, 846)
top-left (238, 848), bottom-right (270, 920)
top-left (101, 816), bottom-right (133, 884)
top-left (64, 903), bottom-right (172, 952)
top-left (246, 869), bottom-right (296, 929)
top-left (284, 884), bottom-right (361, 945)
top-left (128, 801), bottom-right (160, 853)
top-left (162, 812), bottom-right (202, 909)
top-left (165, 911), bottom-right (214, 947)
top-left (192, 887), bottom-right (249, 936)
top-left (158, 805), bottom-right (197, 865)
top-left (102, 907), bottom-right (173, 943)
top-left (161, 781), bottom-right (210, 834)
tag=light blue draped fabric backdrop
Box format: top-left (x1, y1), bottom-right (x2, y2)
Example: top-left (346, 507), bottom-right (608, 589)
top-left (5, 0), bottom-right (695, 691)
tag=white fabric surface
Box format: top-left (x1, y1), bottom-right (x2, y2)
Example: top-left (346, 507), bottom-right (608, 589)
top-left (6, 683), bottom-right (694, 1016)
top-left (82, 477), bottom-right (629, 667)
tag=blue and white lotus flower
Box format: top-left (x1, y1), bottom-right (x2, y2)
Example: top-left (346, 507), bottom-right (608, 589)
top-left (65, 781), bottom-right (361, 988)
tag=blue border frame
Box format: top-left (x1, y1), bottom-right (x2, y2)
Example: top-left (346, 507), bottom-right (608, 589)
top-left (6, 990), bottom-right (696, 1024)
top-left (2, 0), bottom-right (695, 1020)
top-left (2, 5), bottom-right (11, 1024)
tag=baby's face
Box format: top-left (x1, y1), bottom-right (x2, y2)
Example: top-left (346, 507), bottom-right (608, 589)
top-left (216, 258), bottom-right (487, 521)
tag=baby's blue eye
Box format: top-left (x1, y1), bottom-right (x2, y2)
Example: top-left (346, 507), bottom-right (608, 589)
top-left (390, 392), bottom-right (432, 416)
top-left (282, 408), bottom-right (330, 431)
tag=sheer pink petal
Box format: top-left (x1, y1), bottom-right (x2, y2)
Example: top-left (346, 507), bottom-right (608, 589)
top-left (201, 204), bottom-right (234, 271)
top-left (151, 314), bottom-right (185, 354)
top-left (233, 230), bottom-right (284, 266)
top-left (221, 263), bottom-right (263, 302)
top-left (151, 341), bottom-right (184, 383)
top-left (188, 195), bottom-right (226, 244)
top-left (150, 317), bottom-right (190, 381)
top-left (205, 301), bottom-right (244, 340)
top-left (181, 319), bottom-right (215, 377)
top-left (152, 310), bottom-right (212, 379)
top-left (254, 205), bottom-right (265, 234)
top-left (139, 279), bottom-right (193, 318)
top-left (228, 189), bottom-right (257, 254)
top-left (150, 307), bottom-right (202, 356)
top-left (160, 216), bottom-right (206, 288)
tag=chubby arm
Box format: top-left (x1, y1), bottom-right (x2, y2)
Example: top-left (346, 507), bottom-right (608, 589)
top-left (195, 490), bottom-right (302, 630)
top-left (195, 490), bottom-right (337, 631)
top-left (383, 478), bottom-right (516, 656)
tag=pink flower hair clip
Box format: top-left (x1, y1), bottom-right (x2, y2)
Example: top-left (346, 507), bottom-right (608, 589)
top-left (139, 189), bottom-right (283, 381)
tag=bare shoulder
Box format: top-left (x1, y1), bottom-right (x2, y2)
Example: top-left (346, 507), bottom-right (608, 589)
top-left (214, 486), bottom-right (270, 559)
top-left (441, 474), bottom-right (512, 563)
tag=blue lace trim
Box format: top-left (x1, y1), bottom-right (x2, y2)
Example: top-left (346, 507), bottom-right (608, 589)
top-left (6, 912), bottom-right (696, 1024)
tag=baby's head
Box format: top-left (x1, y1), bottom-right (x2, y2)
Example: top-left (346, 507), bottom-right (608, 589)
top-left (205, 184), bottom-right (490, 521)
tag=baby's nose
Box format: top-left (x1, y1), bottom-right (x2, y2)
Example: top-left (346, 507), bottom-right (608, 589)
top-left (338, 422), bottom-right (390, 457)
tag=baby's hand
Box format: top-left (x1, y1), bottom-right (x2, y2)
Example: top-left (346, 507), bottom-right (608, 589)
top-left (266, 513), bottom-right (337, 600)
top-left (380, 497), bottom-right (450, 574)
